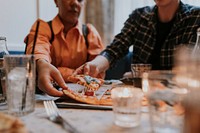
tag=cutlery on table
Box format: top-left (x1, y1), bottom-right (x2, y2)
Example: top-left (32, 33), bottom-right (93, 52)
top-left (43, 100), bottom-right (79, 133)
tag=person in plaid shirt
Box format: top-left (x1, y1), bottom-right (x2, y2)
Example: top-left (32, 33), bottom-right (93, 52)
top-left (74, 0), bottom-right (200, 78)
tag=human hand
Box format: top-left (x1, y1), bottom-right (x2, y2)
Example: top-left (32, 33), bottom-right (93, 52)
top-left (36, 59), bottom-right (68, 97)
top-left (74, 55), bottom-right (109, 78)
top-left (123, 71), bottom-right (132, 78)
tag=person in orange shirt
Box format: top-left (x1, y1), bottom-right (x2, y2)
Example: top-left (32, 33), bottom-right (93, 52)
top-left (25, 0), bottom-right (105, 97)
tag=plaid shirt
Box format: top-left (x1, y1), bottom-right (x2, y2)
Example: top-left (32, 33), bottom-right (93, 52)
top-left (101, 2), bottom-right (200, 69)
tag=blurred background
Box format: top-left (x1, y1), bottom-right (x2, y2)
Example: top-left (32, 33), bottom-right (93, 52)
top-left (0, 0), bottom-right (199, 53)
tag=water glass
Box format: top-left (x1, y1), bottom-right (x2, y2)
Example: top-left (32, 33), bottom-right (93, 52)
top-left (146, 71), bottom-right (186, 133)
top-left (183, 90), bottom-right (200, 133)
top-left (111, 85), bottom-right (143, 128)
top-left (4, 55), bottom-right (36, 116)
top-left (131, 63), bottom-right (152, 88)
top-left (131, 64), bottom-right (152, 78)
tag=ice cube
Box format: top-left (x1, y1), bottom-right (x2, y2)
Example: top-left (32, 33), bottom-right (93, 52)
top-left (7, 67), bottom-right (27, 92)
top-left (6, 67), bottom-right (33, 112)
top-left (8, 67), bottom-right (27, 80)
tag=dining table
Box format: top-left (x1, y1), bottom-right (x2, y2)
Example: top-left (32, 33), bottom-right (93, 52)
top-left (0, 94), bottom-right (152, 133)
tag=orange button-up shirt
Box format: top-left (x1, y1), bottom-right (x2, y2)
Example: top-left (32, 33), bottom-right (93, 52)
top-left (25, 15), bottom-right (105, 81)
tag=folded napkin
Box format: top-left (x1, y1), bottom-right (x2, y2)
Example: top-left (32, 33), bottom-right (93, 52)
top-left (0, 112), bottom-right (27, 133)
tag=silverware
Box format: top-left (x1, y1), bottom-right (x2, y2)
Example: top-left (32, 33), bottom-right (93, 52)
top-left (43, 100), bottom-right (79, 133)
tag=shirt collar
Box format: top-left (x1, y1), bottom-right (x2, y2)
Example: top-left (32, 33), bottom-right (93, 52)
top-left (51, 15), bottom-right (83, 35)
top-left (140, 1), bottom-right (195, 27)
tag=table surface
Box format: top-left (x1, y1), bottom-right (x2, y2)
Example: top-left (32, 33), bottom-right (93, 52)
top-left (0, 95), bottom-right (152, 133)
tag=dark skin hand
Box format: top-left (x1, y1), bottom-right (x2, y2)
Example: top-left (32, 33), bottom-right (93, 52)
top-left (36, 59), bottom-right (68, 97)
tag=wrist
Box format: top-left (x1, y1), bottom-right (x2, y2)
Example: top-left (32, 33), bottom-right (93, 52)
top-left (93, 55), bottom-right (110, 72)
top-left (36, 58), bottom-right (49, 72)
top-left (36, 58), bottom-right (48, 66)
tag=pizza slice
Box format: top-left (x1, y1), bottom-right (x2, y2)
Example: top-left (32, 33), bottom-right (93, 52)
top-left (63, 88), bottom-right (112, 106)
top-left (67, 75), bottom-right (104, 96)
top-left (0, 113), bottom-right (27, 133)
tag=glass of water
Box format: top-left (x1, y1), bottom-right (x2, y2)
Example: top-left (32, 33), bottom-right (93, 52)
top-left (146, 71), bottom-right (186, 133)
top-left (111, 85), bottom-right (143, 128)
top-left (4, 55), bottom-right (36, 116)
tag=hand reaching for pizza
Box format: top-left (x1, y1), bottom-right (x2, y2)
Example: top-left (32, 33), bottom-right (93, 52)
top-left (36, 59), bottom-right (68, 97)
top-left (73, 55), bottom-right (109, 78)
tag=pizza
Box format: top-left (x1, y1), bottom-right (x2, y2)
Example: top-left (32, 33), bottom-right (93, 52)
top-left (67, 75), bottom-right (104, 96)
top-left (0, 112), bottom-right (27, 133)
top-left (63, 89), bottom-right (112, 106)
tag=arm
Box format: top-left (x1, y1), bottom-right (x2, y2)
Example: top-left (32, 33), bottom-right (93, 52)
top-left (86, 24), bottom-right (105, 61)
top-left (74, 11), bottom-right (137, 77)
top-left (25, 19), bottom-right (68, 96)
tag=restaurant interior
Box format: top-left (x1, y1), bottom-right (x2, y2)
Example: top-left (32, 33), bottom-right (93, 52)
top-left (1, 0), bottom-right (200, 133)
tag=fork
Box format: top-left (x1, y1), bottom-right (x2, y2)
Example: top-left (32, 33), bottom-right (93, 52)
top-left (43, 100), bottom-right (79, 133)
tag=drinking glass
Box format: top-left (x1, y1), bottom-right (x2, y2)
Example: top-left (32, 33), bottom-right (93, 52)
top-left (111, 85), bottom-right (143, 128)
top-left (4, 55), bottom-right (36, 116)
top-left (183, 90), bottom-right (200, 133)
top-left (131, 63), bottom-right (152, 88)
top-left (146, 71), bottom-right (186, 133)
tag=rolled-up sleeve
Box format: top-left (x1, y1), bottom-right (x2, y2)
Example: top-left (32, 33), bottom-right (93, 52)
top-left (24, 19), bottom-right (52, 63)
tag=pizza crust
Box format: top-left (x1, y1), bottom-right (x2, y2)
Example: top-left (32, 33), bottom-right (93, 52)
top-left (63, 89), bottom-right (112, 106)
top-left (0, 112), bottom-right (27, 133)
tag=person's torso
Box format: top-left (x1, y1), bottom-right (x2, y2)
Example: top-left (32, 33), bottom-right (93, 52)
top-left (131, 4), bottom-right (200, 69)
top-left (50, 27), bottom-right (88, 69)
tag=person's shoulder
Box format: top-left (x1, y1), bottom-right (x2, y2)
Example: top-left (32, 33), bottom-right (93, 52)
top-left (135, 6), bottom-right (154, 14)
top-left (181, 3), bottom-right (200, 15)
top-left (31, 19), bottom-right (50, 30)
top-left (129, 6), bottom-right (155, 20)
top-left (85, 23), bottom-right (98, 34)
top-left (85, 23), bottom-right (95, 29)
top-left (30, 18), bottom-right (53, 37)
top-left (130, 6), bottom-right (154, 15)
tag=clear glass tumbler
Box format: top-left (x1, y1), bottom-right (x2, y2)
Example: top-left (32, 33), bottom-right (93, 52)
top-left (111, 85), bottom-right (143, 128)
top-left (146, 71), bottom-right (186, 133)
top-left (4, 55), bottom-right (36, 116)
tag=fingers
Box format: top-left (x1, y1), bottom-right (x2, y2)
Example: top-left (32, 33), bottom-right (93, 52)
top-left (83, 64), bottom-right (99, 77)
top-left (73, 65), bottom-right (84, 75)
top-left (51, 68), bottom-right (68, 91)
top-left (37, 62), bottom-right (67, 97)
top-left (97, 72), bottom-right (106, 79)
top-left (74, 63), bottom-right (99, 77)
top-left (38, 78), bottom-right (64, 97)
top-left (83, 64), bottom-right (89, 75)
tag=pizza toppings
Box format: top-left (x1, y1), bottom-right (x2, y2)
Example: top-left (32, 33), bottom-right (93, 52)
top-left (68, 75), bottom-right (104, 96)
top-left (84, 91), bottom-right (95, 96)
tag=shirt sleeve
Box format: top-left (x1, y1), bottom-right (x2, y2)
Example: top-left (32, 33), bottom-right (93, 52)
top-left (86, 24), bottom-right (105, 61)
top-left (24, 19), bottom-right (52, 62)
